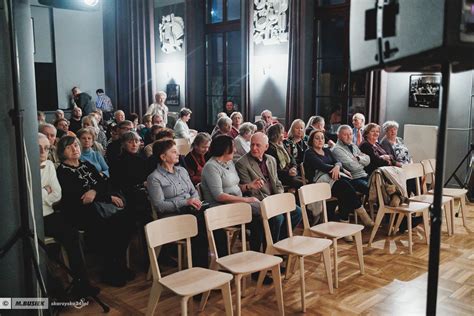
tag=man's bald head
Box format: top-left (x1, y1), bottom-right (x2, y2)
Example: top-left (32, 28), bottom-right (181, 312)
top-left (250, 132), bottom-right (269, 160)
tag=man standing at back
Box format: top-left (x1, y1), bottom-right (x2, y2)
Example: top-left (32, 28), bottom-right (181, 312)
top-left (71, 86), bottom-right (95, 115)
top-left (95, 88), bottom-right (114, 121)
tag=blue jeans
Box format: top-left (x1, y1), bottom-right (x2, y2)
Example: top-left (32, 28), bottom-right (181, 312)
top-left (350, 177), bottom-right (369, 195)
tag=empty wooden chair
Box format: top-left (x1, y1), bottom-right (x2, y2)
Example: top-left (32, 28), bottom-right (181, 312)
top-left (368, 172), bottom-right (430, 254)
top-left (421, 159), bottom-right (468, 231)
top-left (261, 193), bottom-right (333, 312)
top-left (203, 203), bottom-right (284, 316)
top-left (402, 163), bottom-right (454, 235)
top-left (145, 215), bottom-right (234, 316)
top-left (298, 183), bottom-right (365, 288)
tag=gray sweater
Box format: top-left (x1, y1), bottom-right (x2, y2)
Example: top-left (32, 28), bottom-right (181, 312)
top-left (331, 139), bottom-right (370, 179)
top-left (201, 158), bottom-right (242, 204)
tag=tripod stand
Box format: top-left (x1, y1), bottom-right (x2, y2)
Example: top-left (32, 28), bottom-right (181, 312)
top-left (444, 143), bottom-right (473, 188)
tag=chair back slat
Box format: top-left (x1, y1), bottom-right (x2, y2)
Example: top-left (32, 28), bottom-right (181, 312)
top-left (402, 163), bottom-right (423, 195)
top-left (298, 183), bottom-right (331, 229)
top-left (375, 172), bottom-right (387, 208)
top-left (260, 193), bottom-right (296, 220)
top-left (175, 138), bottom-right (191, 156)
top-left (145, 215), bottom-right (198, 248)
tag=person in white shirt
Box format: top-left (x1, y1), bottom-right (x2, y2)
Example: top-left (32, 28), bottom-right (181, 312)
top-left (38, 133), bottom-right (99, 297)
top-left (174, 107), bottom-right (197, 141)
top-left (145, 91), bottom-right (169, 126)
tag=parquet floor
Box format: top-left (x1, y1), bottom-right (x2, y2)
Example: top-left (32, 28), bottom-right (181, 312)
top-left (62, 202), bottom-right (474, 315)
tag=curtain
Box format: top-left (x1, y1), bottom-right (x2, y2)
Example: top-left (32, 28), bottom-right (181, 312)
top-left (103, 0), bottom-right (155, 118)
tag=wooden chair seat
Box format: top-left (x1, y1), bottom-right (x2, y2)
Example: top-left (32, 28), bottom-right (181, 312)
top-left (408, 194), bottom-right (454, 235)
top-left (428, 188), bottom-right (468, 197)
top-left (310, 222), bottom-right (364, 239)
top-left (159, 267), bottom-right (233, 297)
top-left (216, 251), bottom-right (282, 275)
top-left (273, 235), bottom-right (332, 257)
top-left (384, 201), bottom-right (431, 214)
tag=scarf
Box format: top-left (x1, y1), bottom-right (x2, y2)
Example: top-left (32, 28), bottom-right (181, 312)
top-left (271, 142), bottom-right (291, 170)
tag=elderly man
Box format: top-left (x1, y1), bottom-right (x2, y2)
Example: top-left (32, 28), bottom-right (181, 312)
top-left (331, 124), bottom-right (370, 195)
top-left (69, 106), bottom-right (83, 134)
top-left (352, 113), bottom-right (365, 146)
top-left (236, 132), bottom-right (302, 251)
top-left (260, 109), bottom-right (273, 130)
top-left (39, 123), bottom-right (59, 164)
top-left (211, 116), bottom-right (232, 139)
top-left (146, 91), bottom-right (169, 126)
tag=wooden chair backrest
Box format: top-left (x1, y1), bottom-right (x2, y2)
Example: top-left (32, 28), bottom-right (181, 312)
top-left (261, 193), bottom-right (296, 246)
top-left (374, 172), bottom-right (387, 209)
top-left (299, 163), bottom-right (307, 185)
top-left (421, 158), bottom-right (436, 192)
top-left (402, 163), bottom-right (423, 195)
top-left (204, 203), bottom-right (251, 259)
top-left (298, 183), bottom-right (332, 229)
top-left (145, 215), bottom-right (197, 280)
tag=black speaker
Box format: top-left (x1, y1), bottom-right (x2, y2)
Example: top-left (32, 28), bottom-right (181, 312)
top-left (350, 0), bottom-right (474, 73)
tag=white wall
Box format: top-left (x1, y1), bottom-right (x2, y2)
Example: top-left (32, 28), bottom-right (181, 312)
top-left (53, 8), bottom-right (105, 108)
top-left (31, 6), bottom-right (53, 63)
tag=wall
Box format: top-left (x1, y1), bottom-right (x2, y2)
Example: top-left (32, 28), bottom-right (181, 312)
top-left (31, 6), bottom-right (53, 63)
top-left (53, 7), bottom-right (105, 108)
top-left (381, 70), bottom-right (473, 183)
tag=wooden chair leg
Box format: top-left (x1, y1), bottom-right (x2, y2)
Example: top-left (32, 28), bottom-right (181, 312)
top-left (255, 270), bottom-right (266, 295)
top-left (235, 275), bottom-right (242, 316)
top-left (394, 213), bottom-right (404, 234)
top-left (220, 282), bottom-right (234, 316)
top-left (369, 209), bottom-right (386, 247)
top-left (450, 199), bottom-right (455, 235)
top-left (407, 215), bottom-right (413, 255)
top-left (270, 264), bottom-right (285, 316)
top-left (181, 296), bottom-right (189, 316)
top-left (422, 211), bottom-right (430, 244)
top-left (298, 256), bottom-right (306, 312)
top-left (354, 232), bottom-right (365, 275)
top-left (60, 246), bottom-right (72, 282)
top-left (226, 231), bottom-right (232, 255)
top-left (388, 213), bottom-right (396, 236)
top-left (460, 195), bottom-right (468, 229)
top-left (242, 274), bottom-right (247, 298)
top-left (443, 204), bottom-right (452, 236)
top-left (199, 291), bottom-right (211, 312)
top-left (333, 238), bottom-right (338, 289)
top-left (322, 248), bottom-right (334, 294)
top-left (230, 230), bottom-right (240, 253)
top-left (146, 282), bottom-right (162, 316)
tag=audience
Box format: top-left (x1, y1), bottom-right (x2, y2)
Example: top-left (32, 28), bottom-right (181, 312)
top-left (284, 119), bottom-right (308, 166)
top-left (352, 113), bottom-right (365, 146)
top-left (304, 130), bottom-right (374, 226)
top-left (82, 114), bottom-right (107, 149)
top-left (71, 86), bottom-right (95, 115)
top-left (255, 120), bottom-right (266, 133)
top-left (77, 128), bottom-right (109, 177)
top-left (54, 109), bottom-right (65, 124)
top-left (211, 116), bottom-right (232, 139)
top-left (37, 111), bottom-right (46, 124)
top-left (260, 109), bottom-right (273, 130)
top-left (184, 132), bottom-right (211, 185)
top-left (95, 88), bottom-right (114, 121)
top-left (234, 122), bottom-right (256, 161)
top-left (305, 115), bottom-right (335, 147)
top-left (39, 123), bottom-right (59, 164)
top-left (139, 114), bottom-right (153, 140)
top-left (54, 118), bottom-right (75, 137)
top-left (105, 120), bottom-right (134, 170)
top-left (223, 100), bottom-right (236, 117)
top-left (146, 91), bottom-right (168, 126)
top-left (69, 106), bottom-right (83, 134)
top-left (229, 111), bottom-right (243, 138)
top-left (380, 121), bottom-right (412, 165)
top-left (359, 123), bottom-right (398, 176)
top-left (174, 107), bottom-right (196, 141)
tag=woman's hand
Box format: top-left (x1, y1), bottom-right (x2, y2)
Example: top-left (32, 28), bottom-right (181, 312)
top-left (245, 197), bottom-right (259, 203)
top-left (330, 165), bottom-right (341, 180)
top-left (249, 178), bottom-right (265, 190)
top-left (81, 190), bottom-right (97, 204)
top-left (43, 185), bottom-right (52, 194)
top-left (111, 196), bottom-right (124, 208)
top-left (343, 169), bottom-right (352, 179)
top-left (289, 167), bottom-right (297, 177)
top-left (186, 198), bottom-right (202, 210)
top-left (380, 155), bottom-right (392, 162)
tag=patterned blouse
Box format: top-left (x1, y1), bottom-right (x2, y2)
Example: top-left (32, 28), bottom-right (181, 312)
top-left (381, 137), bottom-right (411, 164)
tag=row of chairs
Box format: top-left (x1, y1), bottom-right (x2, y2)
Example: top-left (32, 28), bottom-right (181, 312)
top-left (144, 182), bottom-right (367, 315)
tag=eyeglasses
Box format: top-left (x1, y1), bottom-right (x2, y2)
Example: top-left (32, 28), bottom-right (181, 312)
top-left (39, 146), bottom-right (51, 152)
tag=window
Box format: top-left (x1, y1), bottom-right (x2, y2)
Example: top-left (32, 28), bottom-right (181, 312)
top-left (205, 0), bottom-right (241, 125)
top-left (313, 3), bottom-right (367, 133)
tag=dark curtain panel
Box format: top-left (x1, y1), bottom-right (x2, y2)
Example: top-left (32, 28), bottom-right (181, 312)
top-left (367, 69), bottom-right (382, 124)
top-left (241, 0), bottom-right (252, 121)
top-left (103, 0), bottom-right (155, 117)
top-left (285, 0), bottom-right (313, 128)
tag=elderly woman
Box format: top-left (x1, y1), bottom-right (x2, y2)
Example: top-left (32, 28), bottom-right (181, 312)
top-left (174, 107), bottom-right (197, 141)
top-left (359, 123), bottom-right (400, 176)
top-left (39, 133), bottom-right (99, 297)
top-left (77, 128), bottom-right (109, 177)
top-left (305, 115), bottom-right (335, 147)
top-left (229, 111), bottom-right (243, 138)
top-left (234, 122), bottom-right (256, 161)
top-left (146, 91), bottom-right (169, 126)
top-left (184, 132), bottom-right (211, 185)
top-left (352, 113), bottom-right (365, 146)
top-left (147, 138), bottom-right (218, 268)
top-left (82, 114), bottom-right (107, 149)
top-left (381, 121), bottom-right (412, 165)
top-left (266, 123), bottom-right (304, 189)
top-left (56, 136), bottom-right (135, 287)
top-left (110, 131), bottom-right (150, 223)
top-left (303, 130), bottom-right (374, 226)
top-left (211, 116), bottom-right (232, 139)
top-left (284, 119), bottom-right (308, 165)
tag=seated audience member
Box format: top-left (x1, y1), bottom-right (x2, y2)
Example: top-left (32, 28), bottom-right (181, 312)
top-left (152, 114), bottom-right (165, 127)
top-left (284, 119), bottom-right (308, 166)
top-left (147, 139), bottom-right (216, 268)
top-left (359, 123), bottom-right (399, 176)
top-left (184, 132), bottom-right (211, 185)
top-left (95, 88), bottom-right (114, 121)
top-left (77, 128), bottom-right (109, 177)
top-left (260, 109), bottom-right (274, 130)
top-left (56, 136), bottom-right (135, 287)
top-left (38, 111), bottom-right (46, 124)
top-left (266, 123), bottom-right (303, 190)
top-left (39, 133), bottom-right (99, 297)
top-left (128, 113), bottom-right (139, 130)
top-left (211, 116), bottom-right (232, 139)
top-left (146, 91), bottom-right (168, 126)
top-left (69, 106), bottom-right (83, 134)
top-left (211, 112), bottom-right (229, 135)
top-left (223, 100), bottom-right (236, 117)
top-left (174, 107), bottom-right (197, 141)
top-left (331, 125), bottom-right (370, 195)
top-left (114, 110), bottom-right (126, 124)
top-left (352, 113), bottom-right (366, 146)
top-left (91, 110), bottom-right (107, 132)
top-left (144, 127), bottom-right (174, 157)
top-left (105, 120), bottom-right (134, 169)
top-left (39, 123), bottom-right (59, 163)
top-left (380, 121), bottom-right (412, 165)
top-left (234, 122), bottom-right (256, 161)
top-left (139, 114), bottom-right (153, 140)
top-left (229, 111), bottom-right (243, 138)
top-left (54, 109), bottom-right (65, 123)
top-left (305, 115), bottom-right (335, 147)
top-left (54, 118), bottom-right (75, 137)
top-left (82, 114), bottom-right (107, 149)
top-left (255, 120), bottom-right (266, 133)
top-left (71, 86), bottom-right (95, 115)
top-left (110, 131), bottom-right (150, 223)
top-left (304, 130), bottom-right (374, 226)
top-left (236, 132), bottom-right (302, 249)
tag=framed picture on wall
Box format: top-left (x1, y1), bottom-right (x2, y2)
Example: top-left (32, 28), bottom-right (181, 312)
top-left (408, 74), bottom-right (441, 108)
top-left (166, 83), bottom-right (180, 106)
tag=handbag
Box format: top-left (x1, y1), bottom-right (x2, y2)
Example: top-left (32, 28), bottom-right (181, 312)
top-left (93, 194), bottom-right (126, 218)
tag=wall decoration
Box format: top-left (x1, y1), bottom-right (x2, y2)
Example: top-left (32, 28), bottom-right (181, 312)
top-left (253, 0), bottom-right (289, 45)
top-left (166, 83), bottom-right (180, 106)
top-left (408, 74), bottom-right (441, 108)
top-left (158, 13), bottom-right (184, 54)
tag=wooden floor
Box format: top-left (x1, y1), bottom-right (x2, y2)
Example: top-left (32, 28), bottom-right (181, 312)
top-left (62, 202), bottom-right (474, 315)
